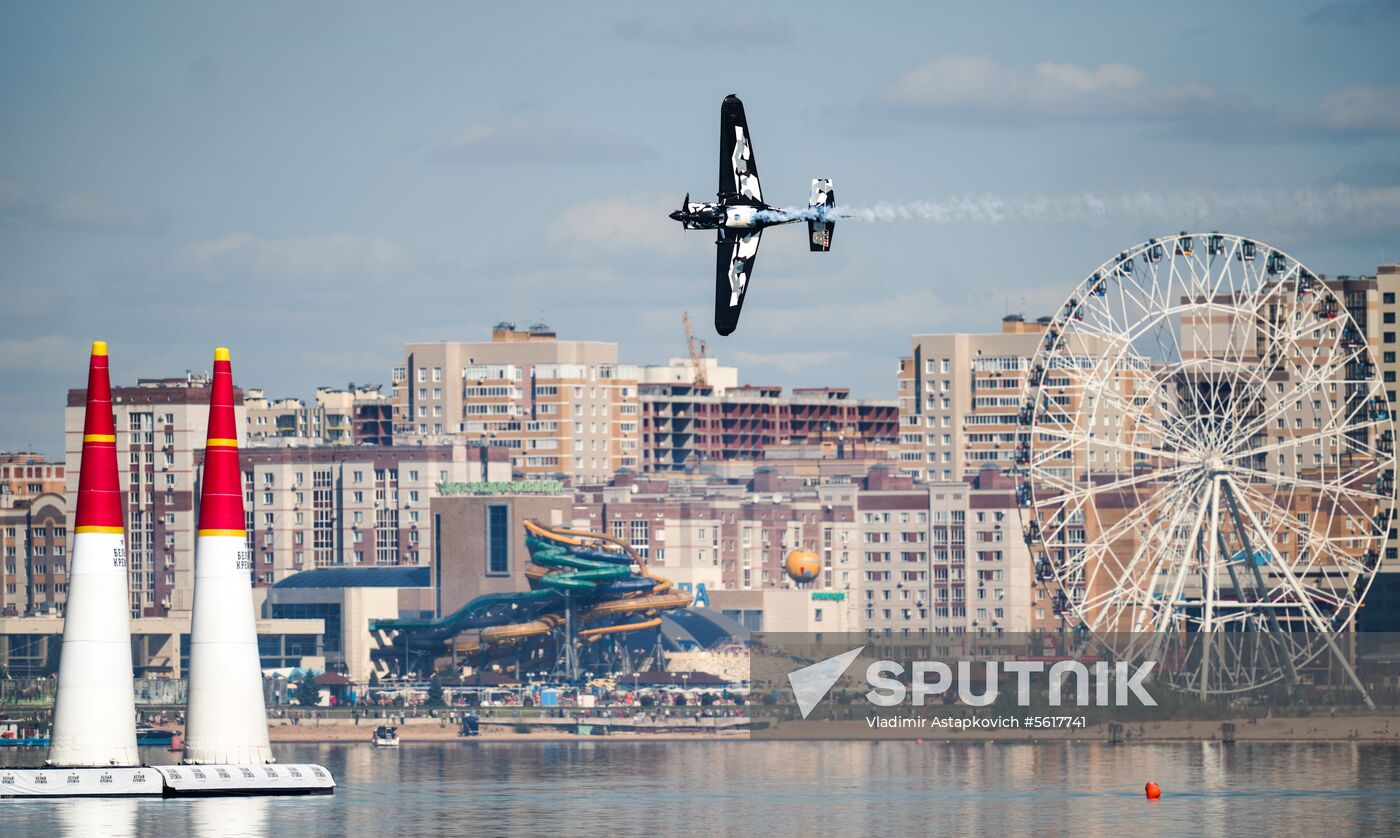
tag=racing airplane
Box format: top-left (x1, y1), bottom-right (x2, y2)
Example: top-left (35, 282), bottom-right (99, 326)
top-left (669, 94), bottom-right (836, 335)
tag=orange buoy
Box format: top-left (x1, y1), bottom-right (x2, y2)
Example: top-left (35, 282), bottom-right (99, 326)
top-left (1145, 781), bottom-right (1161, 799)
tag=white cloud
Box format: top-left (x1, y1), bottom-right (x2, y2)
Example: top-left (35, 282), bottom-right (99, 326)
top-left (176, 232), bottom-right (410, 279)
top-left (1310, 86), bottom-right (1400, 135)
top-left (879, 54), bottom-right (1229, 121)
top-left (547, 193), bottom-right (684, 256)
top-left (0, 178), bottom-right (162, 233)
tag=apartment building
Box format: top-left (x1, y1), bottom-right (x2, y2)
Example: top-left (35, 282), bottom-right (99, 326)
top-left (567, 464), bottom-right (1035, 637)
top-left (642, 383), bottom-right (898, 472)
top-left (64, 374), bottom-right (236, 617)
top-left (572, 468), bottom-right (860, 595)
top-left (245, 385), bottom-right (392, 446)
top-left (0, 455), bottom-right (67, 616)
top-left (897, 316), bottom-right (1047, 481)
top-left (1, 453), bottom-right (64, 498)
top-left (1359, 264), bottom-right (1400, 631)
top-left (393, 324), bottom-right (641, 483)
top-left (237, 442), bottom-right (509, 588)
top-left (855, 467), bottom-right (1036, 637)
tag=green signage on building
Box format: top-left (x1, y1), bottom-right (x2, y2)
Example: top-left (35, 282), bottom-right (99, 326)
top-left (437, 480), bottom-right (566, 496)
top-left (810, 591), bottom-right (846, 602)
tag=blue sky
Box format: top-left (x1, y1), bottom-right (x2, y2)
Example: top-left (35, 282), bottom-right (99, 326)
top-left (3, 1), bottom-right (1398, 457)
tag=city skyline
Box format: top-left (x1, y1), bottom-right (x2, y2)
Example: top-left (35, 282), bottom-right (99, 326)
top-left (3, 1), bottom-right (1399, 455)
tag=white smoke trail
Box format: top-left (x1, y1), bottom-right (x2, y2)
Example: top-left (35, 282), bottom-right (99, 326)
top-left (756, 185), bottom-right (1400, 233)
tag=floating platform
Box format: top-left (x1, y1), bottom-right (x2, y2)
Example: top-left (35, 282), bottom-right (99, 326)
top-left (0, 764), bottom-right (334, 798)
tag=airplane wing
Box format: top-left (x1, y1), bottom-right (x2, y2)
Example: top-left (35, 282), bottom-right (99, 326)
top-left (719, 94), bottom-right (762, 204)
top-left (714, 228), bottom-right (762, 336)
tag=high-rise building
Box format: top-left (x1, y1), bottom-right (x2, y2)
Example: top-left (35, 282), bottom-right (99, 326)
top-left (641, 384), bottom-right (898, 472)
top-left (245, 385), bottom-right (391, 446)
top-left (852, 466), bottom-right (1036, 637)
top-left (0, 454), bottom-right (67, 616)
top-left (64, 373), bottom-right (235, 617)
top-left (897, 317), bottom-right (1047, 482)
top-left (1363, 264), bottom-right (1400, 632)
top-left (237, 442), bottom-right (508, 585)
top-left (392, 324), bottom-right (641, 483)
top-left (1, 452), bottom-right (65, 498)
top-left (65, 374), bottom-right (495, 618)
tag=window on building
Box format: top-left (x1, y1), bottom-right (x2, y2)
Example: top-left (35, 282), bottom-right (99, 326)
top-left (487, 505), bottom-right (509, 575)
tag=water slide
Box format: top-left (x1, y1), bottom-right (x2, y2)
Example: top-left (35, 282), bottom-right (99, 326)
top-left (370, 520), bottom-right (691, 658)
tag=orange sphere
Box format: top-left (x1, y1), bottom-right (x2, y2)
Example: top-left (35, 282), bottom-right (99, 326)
top-left (784, 550), bottom-right (822, 583)
top-left (1145, 782), bottom-right (1161, 800)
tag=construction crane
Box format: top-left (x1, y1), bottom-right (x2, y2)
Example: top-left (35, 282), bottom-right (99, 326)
top-left (682, 311), bottom-right (708, 387)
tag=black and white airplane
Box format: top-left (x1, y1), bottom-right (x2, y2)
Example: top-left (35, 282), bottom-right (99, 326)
top-left (669, 94), bottom-right (836, 336)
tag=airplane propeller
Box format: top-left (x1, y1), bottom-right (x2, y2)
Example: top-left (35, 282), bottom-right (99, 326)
top-left (674, 193), bottom-right (690, 236)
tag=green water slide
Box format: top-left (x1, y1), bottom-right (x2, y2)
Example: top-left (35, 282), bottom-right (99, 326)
top-left (525, 535), bottom-right (632, 592)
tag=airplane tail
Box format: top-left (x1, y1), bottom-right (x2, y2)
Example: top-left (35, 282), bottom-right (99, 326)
top-left (807, 178), bottom-right (835, 252)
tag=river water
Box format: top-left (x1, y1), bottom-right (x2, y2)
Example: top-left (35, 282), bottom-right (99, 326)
top-left (3, 741), bottom-right (1399, 836)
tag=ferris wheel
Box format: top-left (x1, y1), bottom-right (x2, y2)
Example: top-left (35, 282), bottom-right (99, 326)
top-left (1017, 232), bottom-right (1395, 698)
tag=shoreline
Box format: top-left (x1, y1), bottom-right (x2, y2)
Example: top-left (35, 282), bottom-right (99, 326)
top-left (257, 714), bottom-right (1400, 745)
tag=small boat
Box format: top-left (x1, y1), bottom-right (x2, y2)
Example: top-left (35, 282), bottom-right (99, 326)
top-left (371, 725), bottom-right (399, 747)
top-left (136, 725), bottom-right (175, 747)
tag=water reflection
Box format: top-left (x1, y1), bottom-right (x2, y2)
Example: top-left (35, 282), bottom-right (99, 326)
top-left (191, 794), bottom-right (269, 838)
top-left (3, 742), bottom-right (1399, 837)
top-left (57, 796), bottom-right (138, 838)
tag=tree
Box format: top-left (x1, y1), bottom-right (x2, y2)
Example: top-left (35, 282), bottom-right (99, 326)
top-left (426, 673), bottom-right (446, 707)
top-left (295, 673), bottom-right (320, 707)
top-left (368, 671), bottom-right (380, 688)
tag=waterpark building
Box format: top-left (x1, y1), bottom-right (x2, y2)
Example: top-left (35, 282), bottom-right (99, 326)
top-left (430, 486), bottom-right (573, 617)
top-left (266, 566), bottom-right (433, 682)
top-left (391, 324), bottom-right (642, 484)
